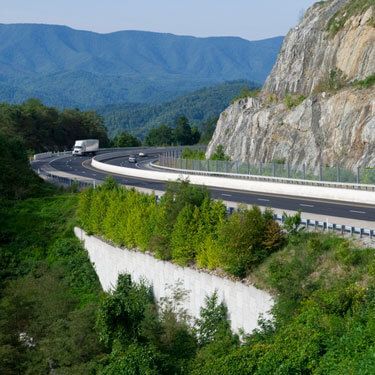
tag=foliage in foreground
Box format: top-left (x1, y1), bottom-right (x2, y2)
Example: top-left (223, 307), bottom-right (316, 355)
top-left (2, 176), bottom-right (375, 373)
top-left (78, 179), bottom-right (285, 277)
top-left (0, 194), bottom-right (104, 374)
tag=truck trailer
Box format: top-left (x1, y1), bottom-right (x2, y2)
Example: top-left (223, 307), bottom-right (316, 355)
top-left (72, 139), bottom-right (99, 156)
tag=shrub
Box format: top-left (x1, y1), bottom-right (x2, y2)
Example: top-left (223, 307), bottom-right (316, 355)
top-left (181, 148), bottom-right (206, 160)
top-left (355, 74), bottom-right (375, 89)
top-left (210, 145), bottom-right (231, 161)
top-left (284, 93), bottom-right (306, 109)
top-left (217, 206), bottom-right (284, 277)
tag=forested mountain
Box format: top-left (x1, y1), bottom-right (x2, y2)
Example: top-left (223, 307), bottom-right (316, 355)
top-left (98, 80), bottom-right (257, 137)
top-left (0, 24), bottom-right (283, 107)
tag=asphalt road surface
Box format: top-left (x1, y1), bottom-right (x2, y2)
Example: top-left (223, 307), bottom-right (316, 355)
top-left (34, 150), bottom-right (375, 223)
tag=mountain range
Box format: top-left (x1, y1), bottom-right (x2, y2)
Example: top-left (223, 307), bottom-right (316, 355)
top-left (0, 23), bottom-right (283, 107)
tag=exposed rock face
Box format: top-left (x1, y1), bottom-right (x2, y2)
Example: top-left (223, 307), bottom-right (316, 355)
top-left (207, 0), bottom-right (375, 169)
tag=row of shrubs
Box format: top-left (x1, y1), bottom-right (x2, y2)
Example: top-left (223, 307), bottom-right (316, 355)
top-left (78, 179), bottom-right (287, 278)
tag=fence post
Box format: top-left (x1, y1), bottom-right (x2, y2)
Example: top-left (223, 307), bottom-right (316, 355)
top-left (272, 162), bottom-right (276, 177)
top-left (319, 164), bottom-right (323, 181)
top-left (356, 167), bottom-right (360, 184)
top-left (337, 165), bottom-right (340, 182)
top-left (303, 163), bottom-right (306, 180)
top-left (287, 163), bottom-right (291, 178)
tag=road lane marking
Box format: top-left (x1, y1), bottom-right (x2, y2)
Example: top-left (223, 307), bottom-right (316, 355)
top-left (222, 193), bottom-right (232, 197)
top-left (300, 204), bottom-right (314, 208)
top-left (350, 210), bottom-right (366, 214)
top-left (258, 198), bottom-right (270, 202)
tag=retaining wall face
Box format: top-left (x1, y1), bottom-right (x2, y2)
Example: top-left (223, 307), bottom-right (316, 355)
top-left (75, 227), bottom-right (274, 334)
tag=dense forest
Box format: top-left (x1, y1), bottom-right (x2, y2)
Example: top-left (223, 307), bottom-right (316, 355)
top-left (98, 81), bottom-right (257, 138)
top-left (0, 99), bottom-right (109, 153)
top-left (1, 100), bottom-right (375, 373)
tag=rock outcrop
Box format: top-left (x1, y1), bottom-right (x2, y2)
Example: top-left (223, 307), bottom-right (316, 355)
top-left (207, 0), bottom-right (375, 169)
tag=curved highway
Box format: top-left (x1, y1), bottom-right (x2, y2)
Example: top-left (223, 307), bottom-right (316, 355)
top-left (32, 149), bottom-right (375, 223)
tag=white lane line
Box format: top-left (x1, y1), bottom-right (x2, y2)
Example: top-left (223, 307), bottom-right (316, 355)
top-left (350, 210), bottom-right (366, 214)
top-left (300, 204), bottom-right (314, 208)
top-left (222, 193), bottom-right (232, 197)
top-left (258, 198), bottom-right (270, 202)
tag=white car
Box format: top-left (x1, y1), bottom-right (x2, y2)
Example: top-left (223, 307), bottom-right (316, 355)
top-left (128, 156), bottom-right (137, 163)
top-left (138, 152), bottom-right (147, 157)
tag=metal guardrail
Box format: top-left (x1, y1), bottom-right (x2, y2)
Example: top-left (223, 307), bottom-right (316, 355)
top-left (33, 151), bottom-right (72, 160)
top-left (37, 168), bottom-right (99, 190)
top-left (155, 156), bottom-right (375, 192)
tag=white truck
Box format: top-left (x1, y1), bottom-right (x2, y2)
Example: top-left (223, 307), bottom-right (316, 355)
top-left (72, 139), bottom-right (99, 156)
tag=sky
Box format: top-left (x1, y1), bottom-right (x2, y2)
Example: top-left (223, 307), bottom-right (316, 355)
top-left (1, 0), bottom-right (318, 40)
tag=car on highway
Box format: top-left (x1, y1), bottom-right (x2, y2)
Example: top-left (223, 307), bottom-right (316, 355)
top-left (138, 152), bottom-right (147, 157)
top-left (128, 156), bottom-right (137, 163)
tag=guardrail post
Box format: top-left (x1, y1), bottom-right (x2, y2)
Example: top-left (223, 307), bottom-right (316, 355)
top-left (351, 227), bottom-right (355, 236)
top-left (360, 228), bottom-right (364, 238)
top-left (370, 230), bottom-right (374, 239)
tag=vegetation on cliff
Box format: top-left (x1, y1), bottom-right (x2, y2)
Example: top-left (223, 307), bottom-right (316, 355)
top-left (327, 0), bottom-right (374, 36)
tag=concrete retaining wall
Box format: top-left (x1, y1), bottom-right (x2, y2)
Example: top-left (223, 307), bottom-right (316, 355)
top-left (91, 157), bottom-right (375, 205)
top-left (75, 227), bottom-right (274, 334)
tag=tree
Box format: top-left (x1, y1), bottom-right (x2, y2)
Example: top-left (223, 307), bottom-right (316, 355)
top-left (195, 292), bottom-right (232, 347)
top-left (96, 274), bottom-right (154, 348)
top-left (112, 131), bottom-right (141, 148)
top-left (175, 116), bottom-right (193, 145)
top-left (145, 124), bottom-right (175, 146)
top-left (210, 145), bottom-right (230, 161)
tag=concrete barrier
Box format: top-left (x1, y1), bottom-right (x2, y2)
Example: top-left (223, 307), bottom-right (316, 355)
top-left (91, 157), bottom-right (375, 205)
top-left (75, 227), bottom-right (274, 334)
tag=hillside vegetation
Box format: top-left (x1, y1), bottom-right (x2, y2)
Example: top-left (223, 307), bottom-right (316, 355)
top-left (0, 24), bottom-right (283, 107)
top-left (98, 80), bottom-right (257, 137)
top-left (1, 127), bottom-right (375, 372)
top-left (77, 178), bottom-right (375, 373)
top-left (1, 97), bottom-right (375, 372)
top-left (0, 99), bottom-right (109, 152)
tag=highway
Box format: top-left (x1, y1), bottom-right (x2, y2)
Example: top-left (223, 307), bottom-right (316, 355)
top-left (32, 149), bottom-right (375, 223)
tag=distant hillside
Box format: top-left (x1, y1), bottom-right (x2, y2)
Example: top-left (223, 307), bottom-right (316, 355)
top-left (97, 80), bottom-right (257, 137)
top-left (0, 24), bottom-right (283, 107)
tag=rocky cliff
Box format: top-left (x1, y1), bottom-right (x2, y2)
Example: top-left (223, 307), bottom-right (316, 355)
top-left (207, 0), bottom-right (375, 169)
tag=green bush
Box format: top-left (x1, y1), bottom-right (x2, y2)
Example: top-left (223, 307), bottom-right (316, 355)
top-left (355, 74), bottom-right (375, 89)
top-left (284, 93), bottom-right (306, 109)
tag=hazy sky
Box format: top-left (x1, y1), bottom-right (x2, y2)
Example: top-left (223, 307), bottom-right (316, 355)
top-left (1, 0), bottom-right (318, 40)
